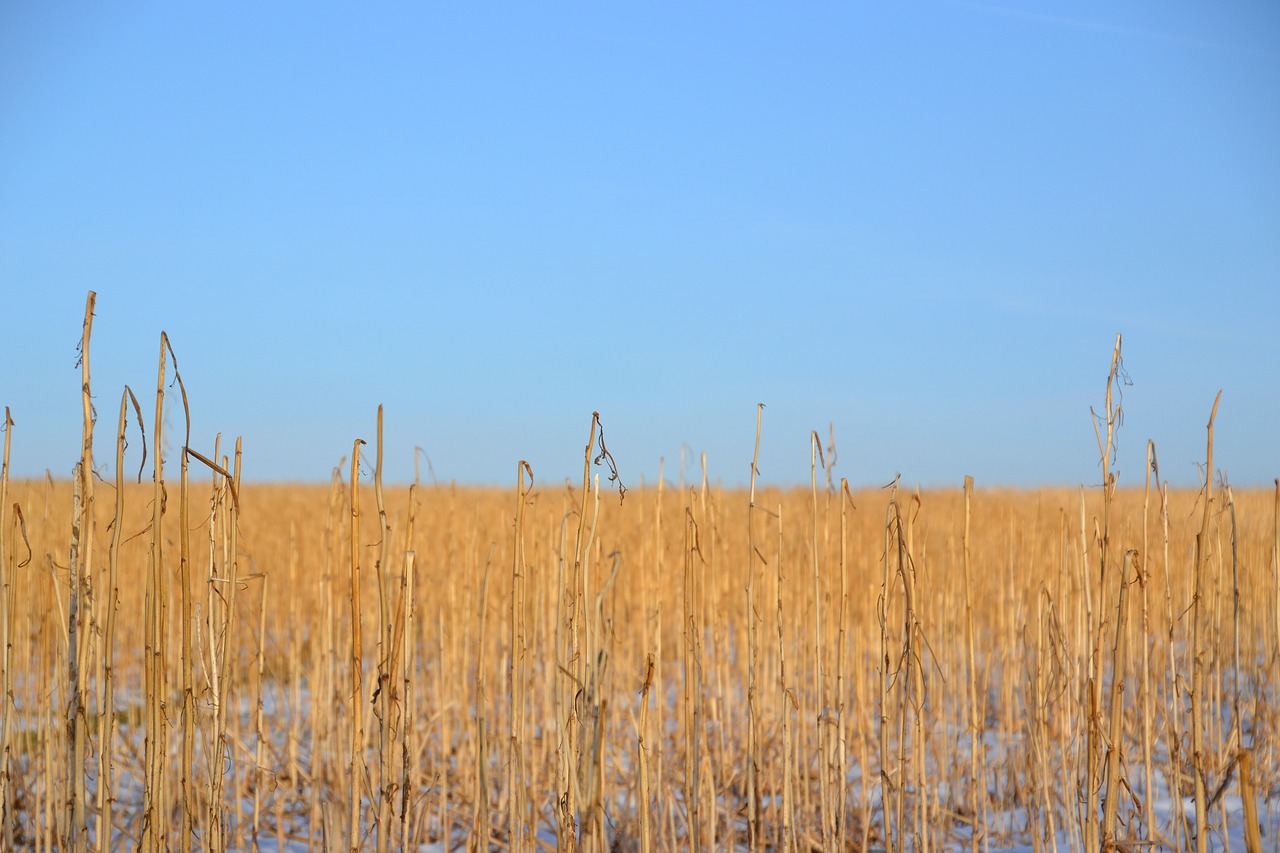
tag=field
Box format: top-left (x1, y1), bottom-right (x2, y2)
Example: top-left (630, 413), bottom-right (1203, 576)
top-left (1, 300), bottom-right (1278, 852)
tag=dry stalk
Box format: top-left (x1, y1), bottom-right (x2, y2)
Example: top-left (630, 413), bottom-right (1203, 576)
top-left (555, 413), bottom-right (599, 851)
top-left (809, 431), bottom-right (835, 853)
top-left (0, 407), bottom-right (15, 851)
top-left (745, 404), bottom-right (764, 853)
top-left (581, 544), bottom-right (620, 853)
top-left (286, 515), bottom-right (303, 828)
top-left (879, 482), bottom-right (898, 853)
top-left (508, 460), bottom-right (533, 853)
top-left (211, 440), bottom-right (242, 852)
top-left (251, 572), bottom-right (270, 850)
top-left (962, 476), bottom-right (987, 853)
top-left (308, 459), bottom-right (344, 851)
top-left (146, 333), bottom-right (210, 853)
top-left (66, 290), bottom-right (95, 853)
top-left (471, 544), bottom-right (494, 853)
top-left (1273, 480), bottom-right (1279, 679)
top-left (400, 545), bottom-right (417, 853)
top-left (901, 492), bottom-right (928, 853)
top-left (1237, 749), bottom-right (1263, 853)
top-left (637, 653), bottom-right (655, 853)
top-left (777, 499), bottom-right (795, 853)
top-left (1100, 549), bottom-right (1136, 847)
top-left (373, 406), bottom-right (396, 853)
top-left (683, 504), bottom-right (703, 853)
top-left (140, 332), bottom-right (170, 853)
top-left (1159, 477), bottom-right (1188, 849)
top-left (1228, 484), bottom-right (1244, 755)
top-left (1085, 332), bottom-right (1124, 853)
top-left (349, 438), bottom-right (367, 853)
top-left (178, 378), bottom-right (195, 853)
top-left (1190, 391), bottom-right (1222, 853)
top-left (96, 388), bottom-right (142, 853)
top-left (837, 478), bottom-right (855, 853)
top-left (1139, 441), bottom-right (1157, 839)
top-left (1030, 587), bottom-right (1058, 850)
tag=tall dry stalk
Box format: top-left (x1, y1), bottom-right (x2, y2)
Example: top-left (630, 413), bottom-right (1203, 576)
top-left (809, 431), bottom-right (835, 853)
top-left (471, 544), bottom-right (493, 853)
top-left (683, 503), bottom-right (703, 853)
top-left (878, 482), bottom-right (898, 853)
top-left (157, 342), bottom-right (231, 853)
top-left (649, 464), bottom-right (668, 852)
top-left (1227, 484), bottom-right (1242, 758)
top-left (1139, 441), bottom-right (1158, 839)
top-left (140, 332), bottom-right (171, 853)
top-left (373, 406), bottom-right (396, 853)
top-left (1190, 391), bottom-right (1222, 853)
top-left (400, 546), bottom-right (417, 853)
top-left (508, 461), bottom-right (533, 853)
top-left (65, 290), bottom-right (95, 853)
top-left (900, 493), bottom-right (928, 853)
top-left (1084, 332), bottom-right (1123, 853)
top-left (177, 358), bottom-right (196, 853)
top-left (836, 478), bottom-right (854, 853)
top-left (400, 472), bottom-right (421, 853)
top-left (0, 407), bottom-right (15, 850)
top-left (776, 499), bottom-right (795, 853)
top-left (349, 438), bottom-right (367, 853)
top-left (556, 413), bottom-right (599, 851)
top-left (1159, 476), bottom-right (1188, 849)
top-left (97, 388), bottom-right (141, 853)
top-left (206, 437), bottom-right (242, 853)
top-left (745, 404), bottom-right (763, 853)
top-left (881, 480), bottom-right (928, 853)
top-left (962, 476), bottom-right (987, 853)
top-left (310, 459), bottom-right (344, 851)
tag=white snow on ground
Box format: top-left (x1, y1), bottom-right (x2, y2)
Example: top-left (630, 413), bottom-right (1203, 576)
top-left (11, 667), bottom-right (1278, 851)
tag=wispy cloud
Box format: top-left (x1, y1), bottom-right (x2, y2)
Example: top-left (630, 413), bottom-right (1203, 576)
top-left (950, 0), bottom-right (1276, 57)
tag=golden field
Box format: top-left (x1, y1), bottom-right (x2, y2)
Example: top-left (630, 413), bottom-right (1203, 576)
top-left (1, 460), bottom-right (1277, 851)
top-left (1, 299), bottom-right (1276, 852)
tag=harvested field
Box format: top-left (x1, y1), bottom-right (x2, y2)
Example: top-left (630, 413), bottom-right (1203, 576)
top-left (1, 301), bottom-right (1276, 852)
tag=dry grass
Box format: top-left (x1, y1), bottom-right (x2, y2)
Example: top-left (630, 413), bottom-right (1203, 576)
top-left (0, 300), bottom-right (1276, 852)
top-left (1, 474), bottom-right (1275, 851)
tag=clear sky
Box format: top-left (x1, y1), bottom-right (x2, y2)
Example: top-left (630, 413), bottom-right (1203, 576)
top-left (2, 2), bottom-right (1277, 490)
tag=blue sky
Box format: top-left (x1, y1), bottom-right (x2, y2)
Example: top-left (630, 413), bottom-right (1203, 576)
top-left (2, 2), bottom-right (1276, 489)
